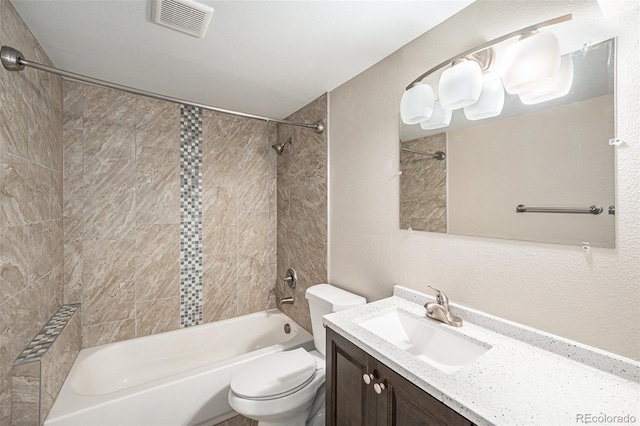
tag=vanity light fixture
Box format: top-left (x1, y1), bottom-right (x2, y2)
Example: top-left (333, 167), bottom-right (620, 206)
top-left (401, 14), bottom-right (572, 127)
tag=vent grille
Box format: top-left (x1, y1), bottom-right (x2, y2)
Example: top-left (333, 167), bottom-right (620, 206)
top-left (152, 0), bottom-right (214, 38)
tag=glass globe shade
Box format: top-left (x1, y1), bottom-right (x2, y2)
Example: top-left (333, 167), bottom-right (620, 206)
top-left (400, 83), bottom-right (435, 124)
top-left (419, 100), bottom-right (452, 130)
top-left (519, 54), bottom-right (574, 105)
top-left (438, 60), bottom-right (483, 110)
top-left (501, 31), bottom-right (561, 95)
top-left (464, 75), bottom-right (505, 120)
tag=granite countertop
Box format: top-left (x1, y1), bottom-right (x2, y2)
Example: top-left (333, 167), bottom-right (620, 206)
top-left (323, 286), bottom-right (640, 426)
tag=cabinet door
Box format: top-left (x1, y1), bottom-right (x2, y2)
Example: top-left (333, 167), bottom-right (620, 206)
top-left (326, 328), bottom-right (377, 426)
top-left (375, 361), bottom-right (473, 426)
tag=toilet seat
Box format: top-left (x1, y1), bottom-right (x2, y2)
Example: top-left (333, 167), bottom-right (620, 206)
top-left (230, 348), bottom-right (317, 401)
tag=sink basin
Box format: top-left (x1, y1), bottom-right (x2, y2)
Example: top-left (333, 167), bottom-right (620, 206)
top-left (355, 307), bottom-right (490, 374)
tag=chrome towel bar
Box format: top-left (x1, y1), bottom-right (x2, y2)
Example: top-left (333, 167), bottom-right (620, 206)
top-left (515, 204), bottom-right (604, 215)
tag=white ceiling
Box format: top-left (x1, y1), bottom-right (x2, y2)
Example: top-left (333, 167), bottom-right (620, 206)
top-left (11, 0), bottom-right (475, 119)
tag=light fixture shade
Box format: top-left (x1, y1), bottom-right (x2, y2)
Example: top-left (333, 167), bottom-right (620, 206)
top-left (519, 54), bottom-right (574, 105)
top-left (463, 76), bottom-right (505, 120)
top-left (400, 83), bottom-right (435, 124)
top-left (438, 60), bottom-right (483, 110)
top-left (501, 31), bottom-right (561, 94)
top-left (419, 100), bottom-right (452, 130)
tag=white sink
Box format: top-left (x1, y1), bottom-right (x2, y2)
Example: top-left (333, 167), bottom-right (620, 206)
top-left (355, 307), bottom-right (491, 374)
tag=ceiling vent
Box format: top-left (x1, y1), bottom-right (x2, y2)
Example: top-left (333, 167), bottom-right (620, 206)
top-left (151, 0), bottom-right (214, 38)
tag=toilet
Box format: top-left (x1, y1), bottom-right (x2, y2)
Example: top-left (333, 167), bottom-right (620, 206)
top-left (228, 284), bottom-right (366, 426)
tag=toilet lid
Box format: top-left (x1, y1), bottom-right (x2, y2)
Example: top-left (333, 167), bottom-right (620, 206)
top-left (230, 348), bottom-right (317, 400)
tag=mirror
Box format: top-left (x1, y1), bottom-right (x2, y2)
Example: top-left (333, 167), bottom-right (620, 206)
top-left (399, 38), bottom-right (615, 248)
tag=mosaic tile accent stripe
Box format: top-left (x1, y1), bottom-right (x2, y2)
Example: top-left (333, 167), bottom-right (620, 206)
top-left (179, 105), bottom-right (204, 327)
top-left (14, 304), bottom-right (80, 365)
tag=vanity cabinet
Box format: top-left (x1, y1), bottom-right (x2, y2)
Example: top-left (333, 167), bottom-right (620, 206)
top-left (326, 327), bottom-right (473, 426)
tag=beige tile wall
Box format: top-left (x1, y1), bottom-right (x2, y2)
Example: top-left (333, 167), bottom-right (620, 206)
top-left (63, 82), bottom-right (161, 346)
top-left (399, 133), bottom-right (447, 233)
top-left (63, 83), bottom-right (278, 347)
top-left (0, 0), bottom-right (64, 420)
top-left (39, 308), bottom-right (81, 422)
top-left (201, 111), bottom-right (278, 322)
top-left (276, 95), bottom-right (328, 332)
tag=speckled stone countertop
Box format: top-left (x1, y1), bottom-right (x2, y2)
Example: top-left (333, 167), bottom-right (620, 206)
top-left (323, 286), bottom-right (640, 426)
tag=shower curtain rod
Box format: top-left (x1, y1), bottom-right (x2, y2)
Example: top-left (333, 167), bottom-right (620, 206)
top-left (401, 147), bottom-right (446, 160)
top-left (0, 46), bottom-right (324, 134)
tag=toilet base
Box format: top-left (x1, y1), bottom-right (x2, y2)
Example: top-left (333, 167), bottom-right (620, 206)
top-left (255, 405), bottom-right (313, 426)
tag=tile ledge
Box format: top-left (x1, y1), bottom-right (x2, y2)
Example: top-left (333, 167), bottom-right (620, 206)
top-left (14, 304), bottom-right (81, 366)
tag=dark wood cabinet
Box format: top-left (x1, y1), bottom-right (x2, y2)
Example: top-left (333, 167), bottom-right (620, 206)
top-left (326, 327), bottom-right (474, 426)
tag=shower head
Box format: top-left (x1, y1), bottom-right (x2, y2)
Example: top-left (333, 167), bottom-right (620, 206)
top-left (272, 137), bottom-right (292, 155)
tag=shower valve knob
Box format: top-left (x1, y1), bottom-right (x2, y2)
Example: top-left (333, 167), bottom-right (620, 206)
top-left (282, 268), bottom-right (297, 289)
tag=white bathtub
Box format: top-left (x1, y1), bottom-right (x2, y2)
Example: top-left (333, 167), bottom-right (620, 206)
top-left (45, 309), bottom-right (314, 426)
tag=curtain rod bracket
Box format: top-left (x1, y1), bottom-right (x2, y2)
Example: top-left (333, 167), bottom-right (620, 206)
top-left (1, 46), bottom-right (25, 71)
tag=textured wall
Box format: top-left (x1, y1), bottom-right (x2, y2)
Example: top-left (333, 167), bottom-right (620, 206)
top-left (0, 0), bottom-right (64, 422)
top-left (276, 95), bottom-right (328, 332)
top-left (328, 0), bottom-right (640, 360)
top-left (63, 82), bottom-right (277, 347)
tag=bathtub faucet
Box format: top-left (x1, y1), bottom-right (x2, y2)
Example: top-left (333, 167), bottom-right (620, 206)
top-left (278, 297), bottom-right (294, 306)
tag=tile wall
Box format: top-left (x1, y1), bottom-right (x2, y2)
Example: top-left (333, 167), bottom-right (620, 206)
top-left (399, 133), bottom-right (447, 232)
top-left (276, 95), bottom-right (328, 332)
top-left (201, 111), bottom-right (278, 323)
top-left (0, 0), bottom-right (64, 422)
top-left (63, 82), bottom-right (278, 347)
top-left (179, 105), bottom-right (204, 327)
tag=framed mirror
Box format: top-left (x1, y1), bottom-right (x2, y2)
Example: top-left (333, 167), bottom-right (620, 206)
top-left (399, 38), bottom-right (615, 248)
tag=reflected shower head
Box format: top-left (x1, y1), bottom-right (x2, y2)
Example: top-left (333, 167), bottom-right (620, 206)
top-left (272, 137), bottom-right (292, 155)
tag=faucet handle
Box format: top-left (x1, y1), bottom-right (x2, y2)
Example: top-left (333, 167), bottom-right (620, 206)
top-left (427, 286), bottom-right (450, 310)
top-left (282, 268), bottom-right (297, 289)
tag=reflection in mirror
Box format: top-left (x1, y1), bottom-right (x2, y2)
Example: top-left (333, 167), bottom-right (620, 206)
top-left (399, 39), bottom-right (615, 247)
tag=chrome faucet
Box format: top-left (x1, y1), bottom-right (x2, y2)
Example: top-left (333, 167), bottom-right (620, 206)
top-left (424, 286), bottom-right (462, 327)
top-left (278, 297), bottom-right (294, 306)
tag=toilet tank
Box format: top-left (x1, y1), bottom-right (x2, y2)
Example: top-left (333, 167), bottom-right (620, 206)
top-left (305, 284), bottom-right (366, 356)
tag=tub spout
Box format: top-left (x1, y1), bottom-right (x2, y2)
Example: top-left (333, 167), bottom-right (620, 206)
top-left (278, 297), bottom-right (294, 306)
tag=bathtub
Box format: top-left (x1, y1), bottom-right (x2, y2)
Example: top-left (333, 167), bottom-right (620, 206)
top-left (44, 309), bottom-right (314, 426)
